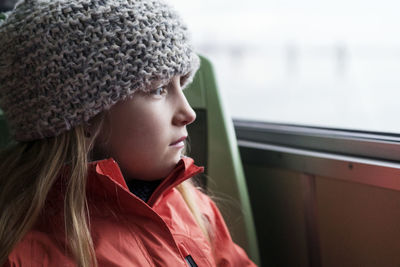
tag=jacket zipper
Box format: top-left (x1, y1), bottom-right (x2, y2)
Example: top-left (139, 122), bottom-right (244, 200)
top-left (185, 255), bottom-right (198, 267)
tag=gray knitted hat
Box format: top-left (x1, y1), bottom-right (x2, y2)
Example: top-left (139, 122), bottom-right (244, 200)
top-left (0, 0), bottom-right (199, 141)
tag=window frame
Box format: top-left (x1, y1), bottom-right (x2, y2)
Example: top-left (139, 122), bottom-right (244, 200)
top-left (234, 119), bottom-right (400, 191)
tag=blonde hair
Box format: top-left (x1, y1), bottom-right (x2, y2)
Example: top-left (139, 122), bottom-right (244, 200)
top-left (176, 181), bottom-right (212, 244)
top-left (177, 141), bottom-right (212, 244)
top-left (0, 114), bottom-right (211, 266)
top-left (0, 117), bottom-right (103, 266)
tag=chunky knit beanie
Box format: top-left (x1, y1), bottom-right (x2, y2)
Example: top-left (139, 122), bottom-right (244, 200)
top-left (0, 0), bottom-right (199, 141)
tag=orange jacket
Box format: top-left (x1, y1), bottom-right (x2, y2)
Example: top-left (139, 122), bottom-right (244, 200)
top-left (6, 157), bottom-right (256, 266)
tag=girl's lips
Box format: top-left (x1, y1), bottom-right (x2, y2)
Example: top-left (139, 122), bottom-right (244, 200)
top-left (169, 140), bottom-right (185, 148)
top-left (170, 136), bottom-right (187, 146)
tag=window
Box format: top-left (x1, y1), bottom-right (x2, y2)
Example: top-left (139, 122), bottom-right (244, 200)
top-left (170, 0), bottom-right (400, 134)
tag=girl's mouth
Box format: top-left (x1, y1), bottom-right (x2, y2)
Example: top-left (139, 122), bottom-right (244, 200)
top-left (170, 136), bottom-right (187, 146)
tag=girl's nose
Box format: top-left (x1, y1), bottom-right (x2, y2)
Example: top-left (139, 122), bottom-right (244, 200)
top-left (173, 89), bottom-right (196, 126)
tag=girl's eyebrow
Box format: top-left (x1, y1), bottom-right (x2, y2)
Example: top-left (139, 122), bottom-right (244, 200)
top-left (147, 79), bottom-right (168, 89)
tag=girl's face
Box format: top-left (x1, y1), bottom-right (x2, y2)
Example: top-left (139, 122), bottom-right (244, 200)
top-left (95, 75), bottom-right (196, 181)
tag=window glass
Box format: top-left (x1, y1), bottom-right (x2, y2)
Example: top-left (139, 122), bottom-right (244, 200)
top-left (169, 0), bottom-right (400, 133)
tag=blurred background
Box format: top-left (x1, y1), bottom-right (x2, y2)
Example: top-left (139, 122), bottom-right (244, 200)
top-left (169, 0), bottom-right (400, 134)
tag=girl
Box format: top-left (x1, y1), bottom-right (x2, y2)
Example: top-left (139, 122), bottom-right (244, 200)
top-left (0, 0), bottom-right (256, 266)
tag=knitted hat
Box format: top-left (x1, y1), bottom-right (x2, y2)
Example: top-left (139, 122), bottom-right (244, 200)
top-left (0, 0), bottom-right (199, 141)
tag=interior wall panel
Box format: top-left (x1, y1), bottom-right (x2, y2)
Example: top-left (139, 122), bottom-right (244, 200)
top-left (243, 164), bottom-right (309, 267)
top-left (316, 176), bottom-right (400, 267)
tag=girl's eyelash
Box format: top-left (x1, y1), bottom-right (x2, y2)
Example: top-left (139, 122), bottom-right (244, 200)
top-left (150, 86), bottom-right (168, 96)
top-left (180, 74), bottom-right (190, 86)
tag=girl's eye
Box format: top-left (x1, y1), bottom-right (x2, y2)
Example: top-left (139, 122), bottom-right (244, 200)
top-left (180, 73), bottom-right (190, 87)
top-left (150, 86), bottom-right (167, 96)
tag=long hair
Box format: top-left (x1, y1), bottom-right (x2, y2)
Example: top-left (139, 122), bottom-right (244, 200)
top-left (177, 140), bottom-right (212, 244)
top-left (0, 116), bottom-right (104, 267)
top-left (176, 181), bottom-right (212, 244)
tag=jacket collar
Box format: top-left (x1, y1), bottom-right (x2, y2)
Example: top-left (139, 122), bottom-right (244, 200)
top-left (88, 156), bottom-right (204, 207)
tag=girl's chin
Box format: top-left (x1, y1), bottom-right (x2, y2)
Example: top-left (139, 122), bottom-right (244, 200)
top-left (164, 156), bottom-right (184, 173)
top-left (123, 155), bottom-right (183, 181)
top-left (146, 161), bottom-right (181, 180)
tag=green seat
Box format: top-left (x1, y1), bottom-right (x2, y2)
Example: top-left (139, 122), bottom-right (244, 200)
top-left (185, 55), bottom-right (260, 265)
